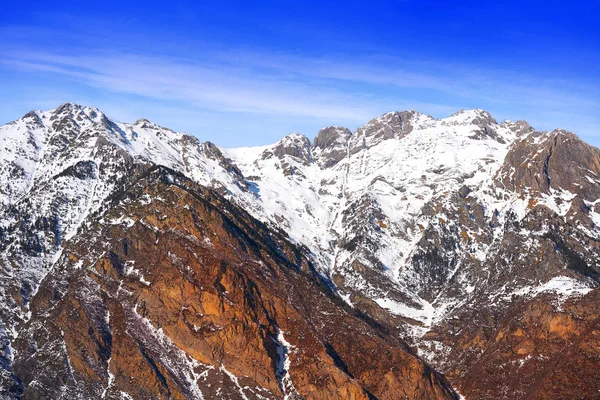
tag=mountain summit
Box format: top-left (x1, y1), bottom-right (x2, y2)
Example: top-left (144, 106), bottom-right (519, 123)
top-left (1, 103), bottom-right (599, 399)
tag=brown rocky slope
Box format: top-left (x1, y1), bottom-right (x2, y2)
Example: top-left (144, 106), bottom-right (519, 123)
top-left (7, 166), bottom-right (458, 399)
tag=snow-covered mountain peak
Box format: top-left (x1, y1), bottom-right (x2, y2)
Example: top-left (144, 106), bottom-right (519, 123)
top-left (261, 133), bottom-right (313, 166)
top-left (445, 108), bottom-right (497, 126)
top-left (220, 107), bottom-right (527, 302)
top-left (500, 119), bottom-right (536, 136)
top-left (312, 126), bottom-right (352, 149)
top-left (131, 117), bottom-right (177, 133)
top-left (133, 117), bottom-right (152, 126)
top-left (352, 110), bottom-right (434, 151)
top-left (47, 102), bottom-right (106, 125)
top-left (278, 132), bottom-right (311, 145)
top-left (19, 110), bottom-right (45, 128)
top-left (375, 109), bottom-right (433, 124)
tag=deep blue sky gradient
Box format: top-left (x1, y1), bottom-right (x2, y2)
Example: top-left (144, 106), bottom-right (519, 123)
top-left (1, 0), bottom-right (598, 146)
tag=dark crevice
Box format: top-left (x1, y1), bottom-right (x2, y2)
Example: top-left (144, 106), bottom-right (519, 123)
top-left (324, 343), bottom-right (353, 378)
top-left (545, 232), bottom-right (599, 282)
top-left (542, 138), bottom-right (556, 190)
top-left (139, 345), bottom-right (171, 397)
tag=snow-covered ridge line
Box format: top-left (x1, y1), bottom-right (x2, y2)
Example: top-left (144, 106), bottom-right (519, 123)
top-left (2, 101), bottom-right (598, 355)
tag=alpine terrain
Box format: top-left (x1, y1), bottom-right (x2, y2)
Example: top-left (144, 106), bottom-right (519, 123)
top-left (0, 102), bottom-right (599, 399)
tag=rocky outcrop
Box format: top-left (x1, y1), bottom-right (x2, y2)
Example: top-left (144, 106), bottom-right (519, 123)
top-left (501, 119), bottom-right (535, 137)
top-left (264, 134), bottom-right (313, 164)
top-left (349, 110), bottom-right (427, 154)
top-left (496, 129), bottom-right (600, 198)
top-left (312, 126), bottom-right (351, 168)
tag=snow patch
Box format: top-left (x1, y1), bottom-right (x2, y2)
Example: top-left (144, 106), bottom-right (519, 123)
top-left (507, 276), bottom-right (593, 302)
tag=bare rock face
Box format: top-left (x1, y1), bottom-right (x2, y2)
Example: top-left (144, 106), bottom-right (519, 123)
top-left (265, 134), bottom-right (313, 164)
top-left (6, 167), bottom-right (457, 399)
top-left (259, 134), bottom-right (314, 177)
top-left (501, 119), bottom-right (535, 137)
top-left (496, 129), bottom-right (600, 198)
top-left (312, 126), bottom-right (352, 168)
top-left (313, 126), bottom-right (352, 150)
top-left (350, 110), bottom-right (425, 154)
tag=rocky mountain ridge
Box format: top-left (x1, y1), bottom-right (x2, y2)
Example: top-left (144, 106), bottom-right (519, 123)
top-left (0, 103), bottom-right (599, 398)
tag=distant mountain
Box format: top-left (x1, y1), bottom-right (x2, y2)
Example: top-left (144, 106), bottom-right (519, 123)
top-left (1, 103), bottom-right (599, 399)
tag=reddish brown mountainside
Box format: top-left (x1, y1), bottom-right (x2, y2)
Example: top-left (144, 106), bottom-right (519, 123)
top-left (8, 166), bottom-right (457, 399)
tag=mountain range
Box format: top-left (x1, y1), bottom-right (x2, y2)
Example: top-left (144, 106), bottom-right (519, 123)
top-left (0, 102), bottom-right (599, 399)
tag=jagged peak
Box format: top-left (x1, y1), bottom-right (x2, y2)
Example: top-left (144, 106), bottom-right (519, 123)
top-left (44, 103), bottom-right (178, 134)
top-left (536, 128), bottom-right (595, 148)
top-left (21, 110), bottom-right (40, 119)
top-left (52, 102), bottom-right (102, 117)
top-left (261, 133), bottom-right (313, 164)
top-left (272, 133), bottom-right (312, 151)
top-left (132, 117), bottom-right (177, 135)
top-left (203, 140), bottom-right (224, 156)
top-left (444, 108), bottom-right (497, 126)
top-left (550, 128), bottom-right (576, 136)
top-left (497, 125), bottom-right (600, 199)
top-left (312, 126), bottom-right (352, 168)
top-left (52, 102), bottom-right (83, 114)
top-left (313, 126), bottom-right (352, 149)
top-left (449, 108), bottom-right (493, 118)
top-left (352, 110), bottom-right (431, 147)
top-left (279, 132), bottom-right (310, 143)
top-left (385, 109), bottom-right (425, 117)
top-left (134, 117), bottom-right (152, 126)
top-left (318, 125), bottom-right (352, 133)
top-left (21, 110), bottom-right (44, 126)
top-left (47, 102), bottom-right (106, 127)
top-left (501, 119), bottom-right (535, 136)
top-left (134, 117), bottom-right (163, 129)
top-left (518, 128), bottom-right (578, 145)
top-left (361, 109), bottom-right (436, 132)
top-left (369, 109), bottom-right (432, 125)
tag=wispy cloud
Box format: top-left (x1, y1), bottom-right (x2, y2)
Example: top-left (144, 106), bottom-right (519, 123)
top-left (2, 50), bottom-right (408, 122)
top-left (0, 24), bottom-right (598, 145)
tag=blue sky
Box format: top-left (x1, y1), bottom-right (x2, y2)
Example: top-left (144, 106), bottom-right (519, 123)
top-left (0, 0), bottom-right (598, 147)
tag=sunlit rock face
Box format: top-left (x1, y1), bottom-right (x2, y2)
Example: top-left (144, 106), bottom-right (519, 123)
top-left (3, 166), bottom-right (457, 399)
